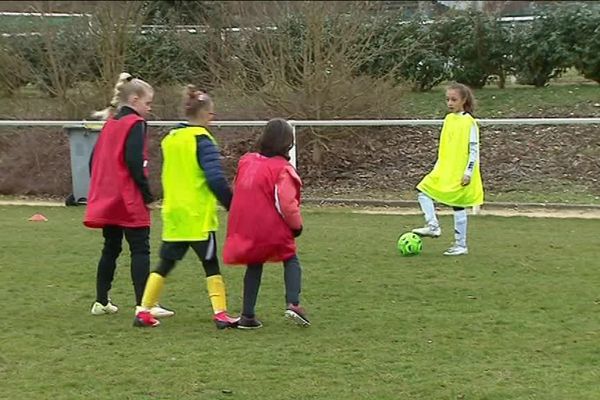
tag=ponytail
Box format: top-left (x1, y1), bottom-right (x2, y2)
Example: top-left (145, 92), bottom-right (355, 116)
top-left (182, 84), bottom-right (212, 118)
top-left (92, 73), bottom-right (152, 120)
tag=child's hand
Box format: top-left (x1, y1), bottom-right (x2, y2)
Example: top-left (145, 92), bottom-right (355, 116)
top-left (461, 175), bottom-right (471, 186)
top-left (292, 226), bottom-right (303, 238)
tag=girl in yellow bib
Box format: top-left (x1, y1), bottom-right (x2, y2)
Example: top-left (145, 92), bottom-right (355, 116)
top-left (134, 85), bottom-right (239, 328)
top-left (412, 83), bottom-right (484, 256)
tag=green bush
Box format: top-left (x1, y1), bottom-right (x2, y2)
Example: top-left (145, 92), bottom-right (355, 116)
top-left (359, 15), bottom-right (450, 91)
top-left (553, 3), bottom-right (600, 83)
top-left (126, 31), bottom-right (192, 85)
top-left (2, 3), bottom-right (597, 96)
top-left (361, 11), bottom-right (514, 91)
top-left (398, 19), bottom-right (450, 91)
top-left (512, 10), bottom-right (572, 87)
top-left (5, 23), bottom-right (98, 97)
top-left (434, 11), bottom-right (513, 89)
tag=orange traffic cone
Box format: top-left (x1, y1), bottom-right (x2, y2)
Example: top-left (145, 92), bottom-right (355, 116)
top-left (28, 213), bottom-right (48, 222)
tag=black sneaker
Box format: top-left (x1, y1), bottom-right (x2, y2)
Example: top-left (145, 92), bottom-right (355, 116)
top-left (237, 315), bottom-right (263, 330)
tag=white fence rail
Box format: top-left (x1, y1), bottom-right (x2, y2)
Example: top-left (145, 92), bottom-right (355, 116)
top-left (1, 117), bottom-right (599, 213)
top-left (1, 117), bottom-right (599, 127)
top-left (1, 118), bottom-right (600, 170)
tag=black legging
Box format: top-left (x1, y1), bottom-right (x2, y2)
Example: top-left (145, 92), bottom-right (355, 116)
top-left (96, 226), bottom-right (150, 306)
top-left (242, 254), bottom-right (302, 318)
top-left (154, 238), bottom-right (221, 278)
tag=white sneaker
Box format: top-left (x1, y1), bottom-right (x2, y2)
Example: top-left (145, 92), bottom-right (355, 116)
top-left (91, 300), bottom-right (119, 315)
top-left (135, 305), bottom-right (175, 319)
top-left (443, 245), bottom-right (468, 256)
top-left (412, 225), bottom-right (442, 238)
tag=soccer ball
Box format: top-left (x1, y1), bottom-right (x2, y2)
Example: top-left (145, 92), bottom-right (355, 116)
top-left (397, 232), bottom-right (423, 256)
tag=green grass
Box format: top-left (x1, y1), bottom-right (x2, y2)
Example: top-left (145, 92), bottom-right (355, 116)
top-left (304, 185), bottom-right (600, 205)
top-left (0, 14), bottom-right (85, 34)
top-left (1, 80), bottom-right (598, 120)
top-left (1, 205), bottom-right (599, 399)
top-left (400, 83), bottom-right (600, 119)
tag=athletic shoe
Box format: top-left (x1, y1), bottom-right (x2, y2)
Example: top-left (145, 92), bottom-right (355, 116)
top-left (135, 305), bottom-right (175, 319)
top-left (133, 310), bottom-right (160, 327)
top-left (91, 300), bottom-right (118, 315)
top-left (213, 311), bottom-right (240, 329)
top-left (443, 245), bottom-right (469, 256)
top-left (412, 225), bottom-right (442, 238)
top-left (285, 304), bottom-right (311, 327)
top-left (237, 315), bottom-right (263, 330)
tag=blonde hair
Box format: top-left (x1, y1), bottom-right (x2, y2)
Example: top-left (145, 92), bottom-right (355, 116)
top-left (92, 73), bottom-right (153, 120)
top-left (447, 82), bottom-right (476, 115)
top-left (182, 84), bottom-right (212, 118)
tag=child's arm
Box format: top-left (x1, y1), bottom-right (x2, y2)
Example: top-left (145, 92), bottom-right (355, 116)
top-left (196, 136), bottom-right (233, 211)
top-left (463, 122), bottom-right (479, 179)
top-left (276, 166), bottom-right (303, 235)
top-left (125, 121), bottom-right (154, 204)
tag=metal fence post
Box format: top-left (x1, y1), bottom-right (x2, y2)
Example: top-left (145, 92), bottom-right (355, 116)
top-left (290, 124), bottom-right (297, 169)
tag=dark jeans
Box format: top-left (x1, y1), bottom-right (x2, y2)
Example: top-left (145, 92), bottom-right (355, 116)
top-left (95, 226), bottom-right (150, 306)
top-left (242, 254), bottom-right (302, 318)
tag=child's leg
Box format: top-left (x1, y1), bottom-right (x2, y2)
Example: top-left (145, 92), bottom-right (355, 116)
top-left (453, 207), bottom-right (468, 248)
top-left (283, 255), bottom-right (310, 326)
top-left (417, 191), bottom-right (439, 228)
top-left (123, 227), bottom-right (151, 306)
top-left (190, 233), bottom-right (228, 315)
top-left (242, 264), bottom-right (264, 318)
top-left (96, 226), bottom-right (123, 305)
top-left (141, 242), bottom-right (187, 309)
top-left (283, 255), bottom-right (302, 306)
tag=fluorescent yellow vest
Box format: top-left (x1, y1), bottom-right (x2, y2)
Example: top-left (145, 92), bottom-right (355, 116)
top-left (161, 125), bottom-right (218, 241)
top-left (417, 113), bottom-right (484, 207)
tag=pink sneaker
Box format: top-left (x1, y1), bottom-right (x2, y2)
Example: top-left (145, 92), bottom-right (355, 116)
top-left (133, 311), bottom-right (160, 328)
top-left (213, 311), bottom-right (240, 329)
top-left (285, 304), bottom-right (310, 326)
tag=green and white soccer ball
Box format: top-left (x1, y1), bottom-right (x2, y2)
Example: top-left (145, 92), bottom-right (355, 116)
top-left (397, 232), bottom-right (423, 256)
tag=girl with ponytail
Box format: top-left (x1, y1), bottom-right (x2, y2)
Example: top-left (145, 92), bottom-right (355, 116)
top-left (85, 73), bottom-right (173, 320)
top-left (134, 85), bottom-right (239, 329)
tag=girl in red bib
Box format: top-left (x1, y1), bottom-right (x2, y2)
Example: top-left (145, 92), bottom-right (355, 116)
top-left (223, 118), bottom-right (309, 329)
top-left (85, 73), bottom-right (171, 319)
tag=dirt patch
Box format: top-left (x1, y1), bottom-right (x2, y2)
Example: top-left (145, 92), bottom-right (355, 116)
top-left (350, 207), bottom-right (600, 220)
top-left (2, 198), bottom-right (600, 220)
top-left (1, 124), bottom-right (599, 199)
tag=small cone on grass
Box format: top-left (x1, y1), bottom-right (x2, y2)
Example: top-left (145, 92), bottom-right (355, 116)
top-left (28, 213), bottom-right (48, 222)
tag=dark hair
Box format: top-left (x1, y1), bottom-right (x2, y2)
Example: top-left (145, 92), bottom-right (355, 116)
top-left (447, 82), bottom-right (476, 115)
top-left (257, 118), bottom-right (294, 159)
top-left (183, 84), bottom-right (212, 118)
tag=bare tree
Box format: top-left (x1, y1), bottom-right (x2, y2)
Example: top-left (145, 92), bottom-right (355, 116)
top-left (0, 38), bottom-right (30, 96)
top-left (219, 1), bottom-right (411, 162)
top-left (89, 1), bottom-right (147, 107)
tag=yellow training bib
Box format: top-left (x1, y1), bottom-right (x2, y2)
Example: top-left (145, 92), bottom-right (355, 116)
top-left (161, 125), bottom-right (219, 241)
top-left (417, 113), bottom-right (484, 207)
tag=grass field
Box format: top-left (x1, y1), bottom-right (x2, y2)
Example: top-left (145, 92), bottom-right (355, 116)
top-left (1, 79), bottom-right (598, 120)
top-left (1, 205), bottom-right (599, 399)
top-left (400, 82), bottom-right (600, 119)
top-left (304, 185), bottom-right (600, 206)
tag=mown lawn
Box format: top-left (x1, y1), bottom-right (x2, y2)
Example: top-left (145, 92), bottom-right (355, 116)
top-left (1, 205), bottom-right (598, 399)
